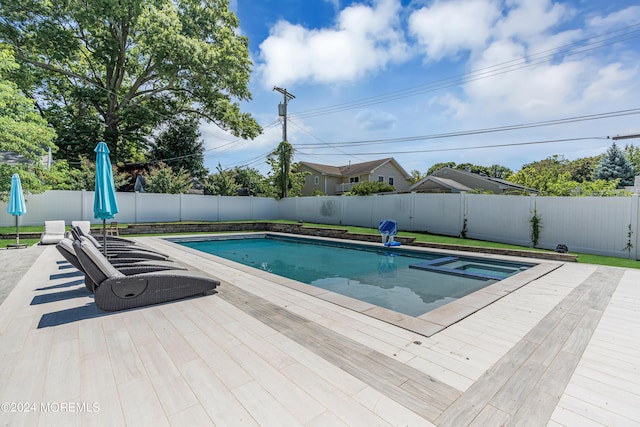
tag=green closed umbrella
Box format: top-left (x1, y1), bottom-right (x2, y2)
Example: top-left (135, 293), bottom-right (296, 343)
top-left (7, 173), bottom-right (27, 249)
top-left (93, 142), bottom-right (119, 254)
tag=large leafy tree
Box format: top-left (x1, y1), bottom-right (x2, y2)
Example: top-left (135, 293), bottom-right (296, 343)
top-left (232, 166), bottom-right (274, 197)
top-left (203, 163), bottom-right (238, 196)
top-left (0, 0), bottom-right (261, 165)
top-left (592, 142), bottom-right (636, 187)
top-left (144, 162), bottom-right (192, 194)
top-left (0, 47), bottom-right (56, 199)
top-left (150, 115), bottom-right (207, 178)
top-left (624, 144), bottom-right (640, 175)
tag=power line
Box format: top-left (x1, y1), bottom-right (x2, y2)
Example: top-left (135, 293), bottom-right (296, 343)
top-left (289, 24), bottom-right (640, 120)
top-left (292, 108), bottom-right (640, 148)
top-left (294, 136), bottom-right (606, 156)
top-left (287, 118), bottom-right (367, 162)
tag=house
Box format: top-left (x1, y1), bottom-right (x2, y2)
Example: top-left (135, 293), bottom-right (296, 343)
top-left (0, 148), bottom-right (53, 169)
top-left (297, 158), bottom-right (412, 195)
top-left (408, 167), bottom-right (537, 194)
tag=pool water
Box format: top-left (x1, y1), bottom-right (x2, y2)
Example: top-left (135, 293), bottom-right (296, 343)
top-left (177, 235), bottom-right (534, 317)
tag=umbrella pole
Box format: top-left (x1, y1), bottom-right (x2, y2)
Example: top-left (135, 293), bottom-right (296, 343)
top-left (103, 219), bottom-right (107, 255)
top-left (15, 216), bottom-right (19, 245)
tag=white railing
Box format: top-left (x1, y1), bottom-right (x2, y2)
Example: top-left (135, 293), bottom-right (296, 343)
top-left (335, 183), bottom-right (353, 193)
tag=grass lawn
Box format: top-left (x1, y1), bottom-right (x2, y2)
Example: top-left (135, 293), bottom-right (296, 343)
top-left (2, 221), bottom-right (639, 269)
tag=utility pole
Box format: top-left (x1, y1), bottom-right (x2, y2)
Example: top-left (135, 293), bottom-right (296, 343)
top-left (273, 87), bottom-right (295, 198)
top-left (273, 86), bottom-right (295, 142)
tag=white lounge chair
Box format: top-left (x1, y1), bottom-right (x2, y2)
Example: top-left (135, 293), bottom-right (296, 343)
top-left (71, 220), bottom-right (91, 235)
top-left (40, 220), bottom-right (66, 245)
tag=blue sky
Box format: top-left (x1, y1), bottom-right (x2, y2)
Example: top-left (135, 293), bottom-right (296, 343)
top-left (199, 0), bottom-right (640, 176)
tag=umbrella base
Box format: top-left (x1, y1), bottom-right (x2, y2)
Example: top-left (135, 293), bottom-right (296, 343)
top-left (7, 243), bottom-right (28, 249)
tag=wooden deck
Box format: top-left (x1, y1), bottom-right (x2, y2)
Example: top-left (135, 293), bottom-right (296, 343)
top-left (0, 237), bottom-right (638, 426)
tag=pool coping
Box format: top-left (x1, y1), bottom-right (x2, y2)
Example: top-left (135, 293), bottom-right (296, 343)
top-left (164, 232), bottom-right (563, 337)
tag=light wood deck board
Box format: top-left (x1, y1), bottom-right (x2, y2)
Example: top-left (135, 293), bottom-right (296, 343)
top-left (217, 280), bottom-right (461, 421)
top-left (437, 266), bottom-right (624, 426)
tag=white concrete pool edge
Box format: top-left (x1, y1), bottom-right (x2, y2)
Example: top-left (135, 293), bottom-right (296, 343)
top-left (158, 232), bottom-right (564, 337)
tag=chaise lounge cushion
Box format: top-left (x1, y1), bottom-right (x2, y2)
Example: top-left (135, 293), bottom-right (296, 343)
top-left (73, 239), bottom-right (219, 311)
top-left (56, 238), bottom-right (185, 292)
top-left (40, 220), bottom-right (66, 245)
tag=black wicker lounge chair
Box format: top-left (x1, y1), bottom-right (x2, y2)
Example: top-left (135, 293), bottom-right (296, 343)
top-left (73, 238), bottom-right (219, 311)
top-left (71, 222), bottom-right (136, 245)
top-left (69, 227), bottom-right (169, 259)
top-left (56, 238), bottom-right (186, 292)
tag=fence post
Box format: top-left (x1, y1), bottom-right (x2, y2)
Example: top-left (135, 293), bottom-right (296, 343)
top-left (459, 192), bottom-right (466, 237)
top-left (80, 189), bottom-right (86, 221)
top-left (134, 191), bottom-right (138, 224)
top-left (410, 191), bottom-right (416, 231)
top-left (631, 194), bottom-right (639, 260)
top-left (529, 194), bottom-right (537, 248)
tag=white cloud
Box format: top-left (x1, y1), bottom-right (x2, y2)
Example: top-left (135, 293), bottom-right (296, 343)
top-left (588, 5), bottom-right (640, 31)
top-left (408, 0), bottom-right (500, 60)
top-left (425, 0), bottom-right (640, 122)
top-left (257, 0), bottom-right (409, 87)
top-left (355, 109), bottom-right (398, 131)
top-left (495, 0), bottom-right (571, 41)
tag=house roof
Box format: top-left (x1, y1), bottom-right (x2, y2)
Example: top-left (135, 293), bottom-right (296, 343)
top-left (409, 167), bottom-right (537, 194)
top-left (299, 158), bottom-right (411, 178)
top-left (410, 176), bottom-right (473, 192)
top-left (0, 150), bottom-right (52, 168)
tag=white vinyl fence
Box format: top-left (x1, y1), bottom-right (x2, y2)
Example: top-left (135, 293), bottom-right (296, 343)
top-left (2, 190), bottom-right (639, 259)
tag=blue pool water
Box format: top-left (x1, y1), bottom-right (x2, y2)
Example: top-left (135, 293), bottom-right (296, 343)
top-left (176, 235), bottom-right (534, 317)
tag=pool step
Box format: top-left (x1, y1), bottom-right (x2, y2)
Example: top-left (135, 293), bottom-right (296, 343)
top-left (409, 256), bottom-right (507, 281)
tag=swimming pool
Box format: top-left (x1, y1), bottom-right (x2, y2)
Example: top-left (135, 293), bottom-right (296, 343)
top-left (175, 234), bottom-right (536, 317)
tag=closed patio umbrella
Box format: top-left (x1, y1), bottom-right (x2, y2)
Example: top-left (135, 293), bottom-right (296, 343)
top-left (93, 142), bottom-right (119, 254)
top-left (7, 173), bottom-right (27, 249)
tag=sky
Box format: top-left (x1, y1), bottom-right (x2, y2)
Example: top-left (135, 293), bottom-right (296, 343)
top-left (199, 0), bottom-right (640, 176)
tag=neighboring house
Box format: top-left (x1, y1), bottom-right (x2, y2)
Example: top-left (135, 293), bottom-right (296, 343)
top-left (0, 148), bottom-right (53, 169)
top-left (297, 158), bottom-right (412, 195)
top-left (408, 167), bottom-right (538, 194)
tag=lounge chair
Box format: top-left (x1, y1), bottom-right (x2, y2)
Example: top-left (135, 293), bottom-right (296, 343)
top-left (40, 220), bottom-right (66, 245)
top-left (56, 238), bottom-right (185, 292)
top-left (71, 220), bottom-right (91, 235)
top-left (69, 227), bottom-right (168, 259)
top-left (71, 223), bottom-right (136, 245)
top-left (73, 238), bottom-right (219, 311)
top-left (378, 219), bottom-right (401, 247)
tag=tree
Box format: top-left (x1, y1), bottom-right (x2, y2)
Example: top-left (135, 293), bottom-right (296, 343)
top-left (346, 181), bottom-right (395, 195)
top-left (268, 141), bottom-right (306, 198)
top-left (592, 142), bottom-right (636, 187)
top-left (624, 144), bottom-right (640, 175)
top-left (486, 164), bottom-right (513, 179)
top-left (0, 0), bottom-right (261, 164)
top-left (566, 156), bottom-right (600, 182)
top-left (150, 115), bottom-right (207, 179)
top-left (63, 157), bottom-right (130, 191)
top-left (203, 163), bottom-right (239, 196)
top-left (144, 162), bottom-right (192, 194)
top-left (426, 162), bottom-right (456, 176)
top-left (0, 47), bottom-right (56, 199)
top-left (232, 166), bottom-right (274, 196)
top-left (409, 169), bottom-right (426, 184)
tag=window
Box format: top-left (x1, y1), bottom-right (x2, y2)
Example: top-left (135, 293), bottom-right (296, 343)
top-left (378, 175), bottom-right (384, 182)
top-left (314, 176), bottom-right (319, 185)
top-left (349, 176), bottom-right (359, 183)
top-left (388, 177), bottom-right (394, 186)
